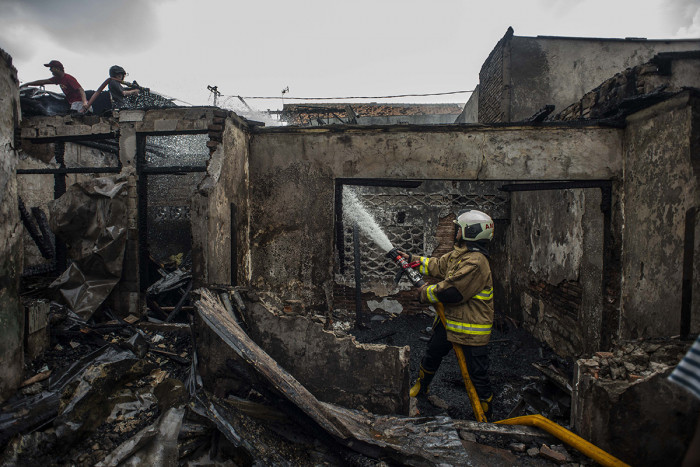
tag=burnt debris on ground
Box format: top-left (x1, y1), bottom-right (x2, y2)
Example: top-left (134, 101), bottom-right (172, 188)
top-left (2, 288), bottom-right (590, 466)
top-left (348, 310), bottom-right (573, 424)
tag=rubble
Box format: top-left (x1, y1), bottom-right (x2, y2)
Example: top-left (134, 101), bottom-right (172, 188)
top-left (577, 338), bottom-right (688, 382)
top-left (2, 276), bottom-right (624, 466)
top-left (572, 337), bottom-right (698, 465)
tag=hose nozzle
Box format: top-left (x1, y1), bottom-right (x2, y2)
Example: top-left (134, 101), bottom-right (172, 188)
top-left (386, 247), bottom-right (425, 287)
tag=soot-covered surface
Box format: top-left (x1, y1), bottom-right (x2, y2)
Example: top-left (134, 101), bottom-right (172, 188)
top-left (349, 310), bottom-right (573, 424)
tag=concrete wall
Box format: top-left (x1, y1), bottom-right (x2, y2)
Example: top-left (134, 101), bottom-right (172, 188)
top-left (192, 114), bottom-right (251, 287)
top-left (554, 54), bottom-right (700, 122)
top-left (456, 85), bottom-right (479, 124)
top-left (0, 49), bottom-right (23, 402)
top-left (572, 341), bottom-right (699, 466)
top-left (509, 189), bottom-right (605, 357)
top-left (621, 92), bottom-right (699, 338)
top-left (244, 300), bottom-right (410, 414)
top-left (479, 30), bottom-right (700, 123)
top-left (509, 36), bottom-right (700, 122)
top-left (248, 124), bottom-right (622, 311)
top-left (667, 56), bottom-right (700, 89)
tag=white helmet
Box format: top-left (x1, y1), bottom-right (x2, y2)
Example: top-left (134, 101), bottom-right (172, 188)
top-left (454, 209), bottom-right (494, 242)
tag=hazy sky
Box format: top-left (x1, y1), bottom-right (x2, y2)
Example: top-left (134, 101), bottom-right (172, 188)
top-left (1, 0), bottom-right (698, 114)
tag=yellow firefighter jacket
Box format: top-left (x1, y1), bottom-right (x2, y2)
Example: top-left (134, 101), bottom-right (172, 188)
top-left (412, 245), bottom-right (494, 346)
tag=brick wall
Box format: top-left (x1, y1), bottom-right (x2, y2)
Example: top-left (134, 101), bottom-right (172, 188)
top-left (478, 28), bottom-right (513, 123)
top-left (528, 279), bottom-right (582, 320)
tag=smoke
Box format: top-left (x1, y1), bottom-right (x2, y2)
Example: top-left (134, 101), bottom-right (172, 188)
top-left (0, 0), bottom-right (172, 59)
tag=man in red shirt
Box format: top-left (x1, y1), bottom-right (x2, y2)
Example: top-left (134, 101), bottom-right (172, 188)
top-left (21, 60), bottom-right (90, 113)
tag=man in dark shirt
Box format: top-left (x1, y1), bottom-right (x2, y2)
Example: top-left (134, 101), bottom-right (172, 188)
top-left (21, 60), bottom-right (90, 113)
top-left (83, 65), bottom-right (140, 113)
top-left (107, 65), bottom-right (140, 109)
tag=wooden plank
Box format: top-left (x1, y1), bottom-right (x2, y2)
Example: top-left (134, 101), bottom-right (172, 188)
top-left (194, 288), bottom-right (348, 439)
top-left (194, 288), bottom-right (482, 465)
top-left (453, 419), bottom-right (557, 442)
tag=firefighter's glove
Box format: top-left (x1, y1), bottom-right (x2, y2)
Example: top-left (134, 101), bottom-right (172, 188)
top-left (397, 250), bottom-right (412, 263)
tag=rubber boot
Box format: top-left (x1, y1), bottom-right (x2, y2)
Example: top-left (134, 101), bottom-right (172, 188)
top-left (409, 366), bottom-right (435, 397)
top-left (480, 394), bottom-right (493, 421)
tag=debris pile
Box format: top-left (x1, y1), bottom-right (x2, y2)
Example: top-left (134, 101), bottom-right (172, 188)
top-left (348, 310), bottom-right (591, 464)
top-left (576, 338), bottom-right (689, 382)
top-left (1, 302), bottom-right (193, 466)
top-left (1, 288), bottom-right (603, 466)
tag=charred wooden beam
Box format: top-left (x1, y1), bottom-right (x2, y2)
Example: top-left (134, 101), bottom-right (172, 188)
top-left (194, 288), bottom-right (485, 466)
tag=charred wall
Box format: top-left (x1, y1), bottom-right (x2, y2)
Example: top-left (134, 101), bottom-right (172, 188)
top-left (621, 91), bottom-right (700, 338)
top-left (248, 124), bottom-right (622, 332)
top-left (554, 53), bottom-right (700, 121)
top-left (508, 37), bottom-right (700, 122)
top-left (0, 48), bottom-right (23, 401)
top-left (508, 188), bottom-right (605, 357)
top-left (242, 300), bottom-right (410, 414)
top-left (478, 30), bottom-right (700, 123)
top-left (191, 112), bottom-right (251, 287)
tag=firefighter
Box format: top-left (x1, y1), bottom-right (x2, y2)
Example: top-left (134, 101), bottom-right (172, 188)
top-left (399, 209), bottom-right (495, 419)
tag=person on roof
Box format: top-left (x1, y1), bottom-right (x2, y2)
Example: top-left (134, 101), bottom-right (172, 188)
top-left (83, 65), bottom-right (141, 113)
top-left (106, 65), bottom-right (140, 109)
top-left (20, 60), bottom-right (90, 113)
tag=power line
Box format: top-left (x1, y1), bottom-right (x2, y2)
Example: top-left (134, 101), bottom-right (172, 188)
top-left (232, 89), bottom-right (475, 100)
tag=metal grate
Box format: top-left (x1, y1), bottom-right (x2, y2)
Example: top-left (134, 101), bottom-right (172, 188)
top-left (337, 181), bottom-right (509, 290)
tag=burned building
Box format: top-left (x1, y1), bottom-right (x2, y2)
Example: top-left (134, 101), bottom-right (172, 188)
top-left (0, 27), bottom-right (699, 466)
top-left (458, 27), bottom-right (700, 124)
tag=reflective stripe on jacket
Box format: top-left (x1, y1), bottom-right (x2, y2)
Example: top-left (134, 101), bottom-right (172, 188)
top-left (415, 245), bottom-right (494, 346)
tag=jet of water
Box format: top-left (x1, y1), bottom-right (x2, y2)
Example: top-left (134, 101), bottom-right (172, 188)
top-left (342, 188), bottom-right (394, 252)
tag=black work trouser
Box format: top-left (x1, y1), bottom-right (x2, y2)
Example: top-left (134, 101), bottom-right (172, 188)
top-left (421, 319), bottom-right (492, 399)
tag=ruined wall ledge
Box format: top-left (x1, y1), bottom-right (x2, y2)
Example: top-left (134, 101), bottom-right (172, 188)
top-left (251, 120), bottom-right (623, 135)
top-left (21, 107), bottom-right (251, 140)
top-left (131, 107), bottom-right (216, 133)
top-left (21, 115), bottom-right (117, 139)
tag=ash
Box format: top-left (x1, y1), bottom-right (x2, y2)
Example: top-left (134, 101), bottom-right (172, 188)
top-left (348, 311), bottom-right (574, 425)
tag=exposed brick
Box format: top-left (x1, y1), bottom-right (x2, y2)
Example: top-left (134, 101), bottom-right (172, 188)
top-left (539, 444), bottom-right (569, 464)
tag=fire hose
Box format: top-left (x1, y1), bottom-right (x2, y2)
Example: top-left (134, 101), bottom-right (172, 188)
top-left (386, 247), bottom-right (630, 467)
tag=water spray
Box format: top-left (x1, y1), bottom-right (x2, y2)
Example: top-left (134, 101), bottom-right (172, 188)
top-left (342, 189), bottom-right (393, 251)
top-left (342, 188), bottom-right (425, 288)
